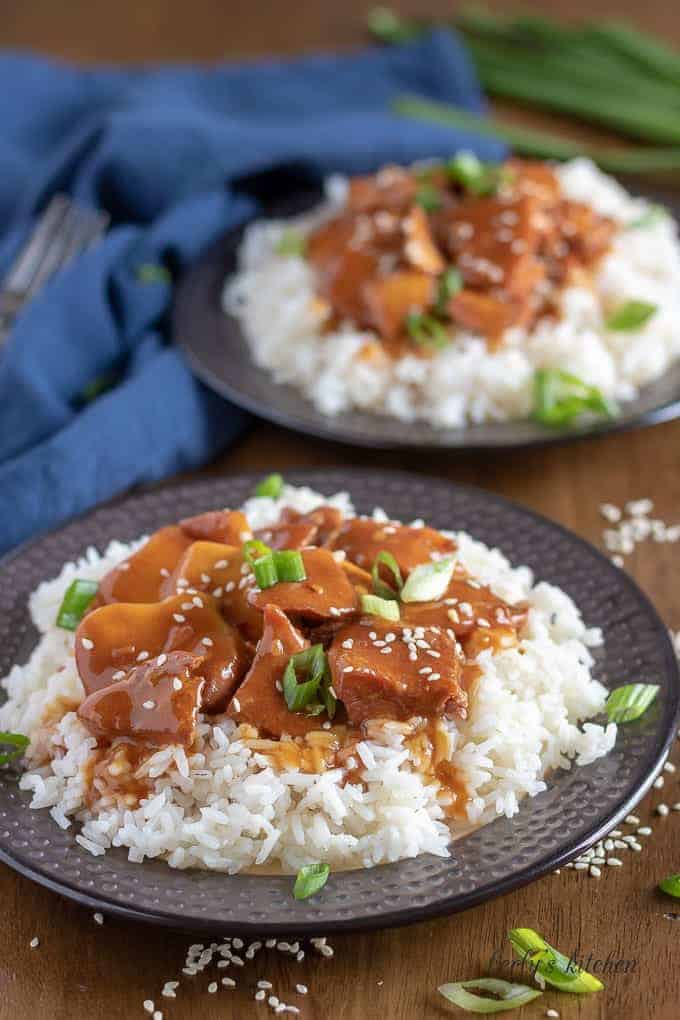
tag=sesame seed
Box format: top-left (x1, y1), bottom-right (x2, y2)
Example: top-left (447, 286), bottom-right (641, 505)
top-left (81, 638), bottom-right (94, 651)
top-left (201, 636), bottom-right (213, 647)
top-left (625, 814), bottom-right (639, 825)
top-left (657, 803), bottom-right (670, 816)
top-left (142, 700), bottom-right (155, 710)
top-left (344, 666), bottom-right (354, 673)
top-left (29, 937), bottom-right (40, 949)
top-left (208, 982), bottom-right (218, 993)
top-left (159, 567), bottom-right (170, 577)
top-left (93, 912), bottom-right (104, 925)
top-left (232, 697), bottom-right (241, 713)
top-left (143, 1003), bottom-right (154, 1015)
top-left (173, 614), bottom-right (186, 623)
top-left (637, 826), bottom-right (652, 836)
top-left (257, 980), bottom-right (272, 989)
top-left (221, 977), bottom-right (236, 987)
top-left (172, 678), bottom-right (183, 691)
top-left (153, 1012), bottom-right (163, 1020)
top-left (296, 984), bottom-right (308, 995)
top-left (137, 650), bottom-right (150, 662)
top-left (112, 670), bottom-right (126, 680)
top-left (212, 587), bottom-right (223, 598)
top-left (255, 990), bottom-right (266, 1001)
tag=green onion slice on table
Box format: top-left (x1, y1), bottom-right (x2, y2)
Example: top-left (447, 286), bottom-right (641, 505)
top-left (371, 550), bottom-right (404, 601)
top-left (254, 473), bottom-right (284, 499)
top-left (401, 557), bottom-right (456, 604)
top-left (293, 862), bottom-right (330, 900)
top-left (605, 683), bottom-right (659, 723)
top-left (605, 300), bottom-right (657, 331)
top-left (405, 311), bottom-right (449, 349)
top-left (0, 731), bottom-right (29, 767)
top-left (282, 645), bottom-right (336, 719)
top-left (56, 579), bottom-right (99, 630)
top-left (360, 593), bottom-right (400, 621)
top-left (659, 874), bottom-right (680, 898)
top-left (275, 230), bottom-right (306, 257)
top-left (439, 977), bottom-right (542, 1013)
top-left (532, 369), bottom-right (617, 427)
top-left (507, 928), bottom-right (604, 993)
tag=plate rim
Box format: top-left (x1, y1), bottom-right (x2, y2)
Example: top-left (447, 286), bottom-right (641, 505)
top-left (1, 467), bottom-right (678, 934)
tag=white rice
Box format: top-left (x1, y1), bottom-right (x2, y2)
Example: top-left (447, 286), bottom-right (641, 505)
top-left (0, 485), bottom-right (616, 872)
top-left (223, 158), bottom-right (680, 427)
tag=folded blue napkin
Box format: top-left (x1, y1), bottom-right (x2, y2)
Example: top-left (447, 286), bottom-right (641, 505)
top-left (0, 31), bottom-right (504, 556)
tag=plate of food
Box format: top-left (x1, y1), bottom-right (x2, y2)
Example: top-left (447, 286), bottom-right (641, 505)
top-left (174, 156), bottom-right (680, 449)
top-left (0, 469), bottom-right (677, 934)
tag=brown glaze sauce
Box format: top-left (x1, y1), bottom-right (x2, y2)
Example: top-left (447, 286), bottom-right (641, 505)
top-left (305, 158), bottom-right (617, 353)
top-left (72, 502), bottom-right (529, 816)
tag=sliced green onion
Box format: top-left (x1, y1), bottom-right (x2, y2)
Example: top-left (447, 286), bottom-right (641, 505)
top-left (401, 557), bottom-right (456, 604)
top-left (136, 263), bottom-right (171, 284)
top-left (532, 369), bottom-right (618, 427)
top-left (439, 978), bottom-right (542, 1013)
top-left (243, 539), bottom-right (272, 566)
top-left (293, 862), bottom-right (330, 899)
top-left (415, 183), bottom-right (442, 212)
top-left (435, 266), bottom-right (463, 318)
top-left (605, 683), bottom-right (659, 723)
top-left (605, 300), bottom-right (657, 331)
top-left (360, 594), bottom-right (400, 621)
top-left (254, 472), bottom-right (284, 499)
top-left (272, 549), bottom-right (307, 583)
top-left (405, 311), bottom-right (449, 349)
top-left (445, 153), bottom-right (506, 196)
top-left (659, 874), bottom-right (680, 898)
top-left (508, 928), bottom-right (604, 993)
top-left (0, 731), bottom-right (29, 767)
top-left (627, 205), bottom-right (668, 230)
top-left (371, 550), bottom-right (404, 601)
top-left (283, 645), bottom-right (335, 719)
top-left (252, 553), bottom-right (278, 590)
top-left (56, 579), bottom-right (99, 631)
top-left (275, 230), bottom-right (306, 258)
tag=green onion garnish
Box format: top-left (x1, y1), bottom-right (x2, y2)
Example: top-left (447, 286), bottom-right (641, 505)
top-left (252, 552), bottom-right (278, 589)
top-left (507, 928), bottom-right (604, 993)
top-left (275, 230), bottom-right (306, 258)
top-left (243, 539), bottom-right (272, 566)
top-left (415, 183), bottom-right (442, 212)
top-left (273, 549), bottom-right (306, 583)
top-left (532, 369), bottom-right (618, 427)
top-left (136, 263), bottom-right (171, 284)
top-left (659, 874), bottom-right (680, 898)
top-left (435, 266), bottom-right (463, 318)
top-left (254, 473), bottom-right (284, 499)
top-left (605, 683), bottom-right (660, 723)
top-left (445, 153), bottom-right (506, 196)
top-left (405, 311), bottom-right (449, 349)
top-left (56, 579), bottom-right (99, 631)
top-left (605, 300), bottom-right (657, 331)
top-left (293, 862), bottom-right (330, 900)
top-left (282, 645), bottom-right (336, 719)
top-left (371, 550), bottom-right (403, 601)
top-left (0, 731), bottom-right (29, 767)
top-left (627, 205), bottom-right (668, 230)
top-left (367, 7), bottom-right (420, 44)
top-left (438, 977), bottom-right (543, 1013)
top-left (400, 556), bottom-right (456, 604)
top-left (360, 593), bottom-right (400, 621)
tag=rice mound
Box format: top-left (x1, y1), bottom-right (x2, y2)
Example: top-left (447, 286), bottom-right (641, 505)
top-left (224, 159), bottom-right (680, 428)
top-left (0, 486), bottom-right (616, 873)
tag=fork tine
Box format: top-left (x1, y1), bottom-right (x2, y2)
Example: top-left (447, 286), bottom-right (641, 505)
top-left (28, 204), bottom-right (105, 296)
top-left (3, 195), bottom-right (71, 295)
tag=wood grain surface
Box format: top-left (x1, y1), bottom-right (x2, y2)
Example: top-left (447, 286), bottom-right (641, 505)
top-left (2, 2), bottom-right (680, 1018)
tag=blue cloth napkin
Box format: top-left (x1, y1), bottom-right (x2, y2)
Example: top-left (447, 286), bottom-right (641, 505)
top-left (0, 31), bottom-right (504, 555)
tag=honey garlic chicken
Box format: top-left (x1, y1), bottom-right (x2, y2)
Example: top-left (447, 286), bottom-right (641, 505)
top-left (306, 157), bottom-right (616, 351)
top-left (71, 499), bottom-right (529, 761)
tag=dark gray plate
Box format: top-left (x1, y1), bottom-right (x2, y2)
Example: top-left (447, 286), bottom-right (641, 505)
top-left (1, 469), bottom-right (678, 934)
top-left (173, 182), bottom-right (680, 451)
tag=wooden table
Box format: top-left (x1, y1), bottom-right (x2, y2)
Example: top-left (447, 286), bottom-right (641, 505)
top-left (2, 2), bottom-right (680, 1018)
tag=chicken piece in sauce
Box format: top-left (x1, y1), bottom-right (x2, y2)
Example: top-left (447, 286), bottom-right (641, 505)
top-left (255, 505), bottom-right (344, 550)
top-left (227, 604), bottom-right (326, 738)
top-left (329, 516), bottom-right (456, 575)
top-left (328, 620), bottom-right (467, 724)
top-left (248, 547), bottom-right (359, 623)
top-left (78, 651), bottom-right (205, 747)
top-left (94, 525), bottom-right (193, 608)
top-left (75, 593), bottom-right (249, 711)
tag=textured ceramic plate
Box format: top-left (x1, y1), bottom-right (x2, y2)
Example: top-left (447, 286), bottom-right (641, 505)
top-left (173, 180), bottom-right (680, 451)
top-left (1, 470), bottom-right (678, 935)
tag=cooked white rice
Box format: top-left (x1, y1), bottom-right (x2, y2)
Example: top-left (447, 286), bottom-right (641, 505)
top-left (0, 485), bottom-right (616, 872)
top-left (223, 158), bottom-right (680, 427)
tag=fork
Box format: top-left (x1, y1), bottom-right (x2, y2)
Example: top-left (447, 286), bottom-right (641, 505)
top-left (0, 195), bottom-right (109, 348)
